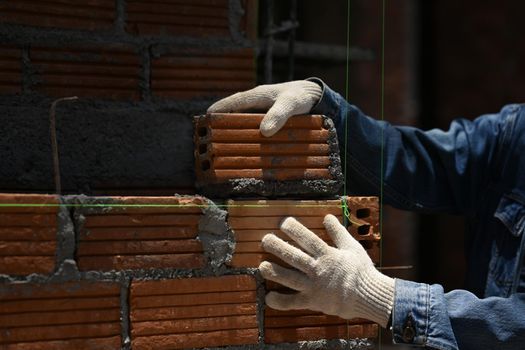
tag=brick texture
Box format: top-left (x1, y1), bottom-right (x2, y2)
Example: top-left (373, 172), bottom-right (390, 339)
top-left (0, 194), bottom-right (59, 275)
top-left (151, 49), bottom-right (255, 99)
top-left (227, 198), bottom-right (380, 268)
top-left (130, 275), bottom-right (258, 350)
top-left (0, 0), bottom-right (115, 31)
top-left (76, 196), bottom-right (207, 271)
top-left (195, 113), bottom-right (339, 184)
top-left (30, 45), bottom-right (141, 100)
top-left (228, 198), bottom-right (380, 343)
top-left (0, 46), bottom-right (22, 95)
top-left (126, 0), bottom-right (230, 37)
top-left (0, 281), bottom-right (121, 348)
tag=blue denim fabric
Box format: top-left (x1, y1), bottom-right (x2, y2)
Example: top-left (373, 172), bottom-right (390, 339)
top-left (308, 78), bottom-right (525, 349)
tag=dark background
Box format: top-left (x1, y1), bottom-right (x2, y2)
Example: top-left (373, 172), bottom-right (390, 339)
top-left (266, 0), bottom-right (525, 296)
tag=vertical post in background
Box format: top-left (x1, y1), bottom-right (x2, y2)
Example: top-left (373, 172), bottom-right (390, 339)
top-left (287, 0), bottom-right (297, 81)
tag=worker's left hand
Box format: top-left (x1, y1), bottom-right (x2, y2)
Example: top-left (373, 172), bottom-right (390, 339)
top-left (259, 214), bottom-right (395, 327)
top-left (206, 80), bottom-right (322, 137)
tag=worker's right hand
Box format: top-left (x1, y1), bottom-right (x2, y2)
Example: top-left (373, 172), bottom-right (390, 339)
top-left (207, 80), bottom-right (322, 137)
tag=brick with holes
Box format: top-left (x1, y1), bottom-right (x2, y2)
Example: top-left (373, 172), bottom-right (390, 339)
top-left (194, 113), bottom-right (343, 197)
top-left (73, 196), bottom-right (208, 271)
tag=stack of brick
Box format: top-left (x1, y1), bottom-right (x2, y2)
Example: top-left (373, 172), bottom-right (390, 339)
top-left (0, 194), bottom-right (381, 348)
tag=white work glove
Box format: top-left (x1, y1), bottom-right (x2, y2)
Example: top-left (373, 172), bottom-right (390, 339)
top-left (207, 80), bottom-right (322, 137)
top-left (259, 214), bottom-right (395, 328)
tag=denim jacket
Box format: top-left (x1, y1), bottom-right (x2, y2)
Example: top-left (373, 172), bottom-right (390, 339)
top-left (309, 78), bottom-right (525, 349)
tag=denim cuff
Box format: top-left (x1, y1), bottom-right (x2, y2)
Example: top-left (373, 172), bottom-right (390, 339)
top-left (393, 279), bottom-right (458, 350)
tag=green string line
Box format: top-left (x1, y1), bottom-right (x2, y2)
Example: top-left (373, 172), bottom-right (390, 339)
top-left (343, 0), bottom-right (351, 228)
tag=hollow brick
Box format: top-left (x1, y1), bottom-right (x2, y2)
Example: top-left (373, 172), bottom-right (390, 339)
top-left (130, 275), bottom-right (258, 349)
top-left (195, 114), bottom-right (343, 197)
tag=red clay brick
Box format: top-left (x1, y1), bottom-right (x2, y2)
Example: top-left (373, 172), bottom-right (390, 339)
top-left (0, 227), bottom-right (57, 241)
top-left (195, 114), bottom-right (340, 185)
top-left (0, 195), bottom-right (59, 276)
top-left (0, 241), bottom-right (55, 255)
top-left (131, 275), bottom-right (255, 296)
top-left (227, 199), bottom-right (380, 268)
top-left (0, 323), bottom-right (121, 343)
top-left (0, 213), bottom-right (57, 227)
top-left (0, 0), bottom-right (115, 31)
top-left (265, 323), bottom-right (378, 344)
top-left (0, 281), bottom-right (121, 347)
top-left (84, 214), bottom-right (201, 228)
top-left (76, 195), bottom-right (206, 271)
top-left (0, 46), bottom-right (22, 94)
top-left (2, 336), bottom-right (121, 350)
top-left (0, 308), bottom-right (120, 327)
top-left (132, 328), bottom-right (259, 350)
top-left (0, 281), bottom-right (120, 300)
top-left (0, 297), bottom-right (120, 314)
top-left (204, 143), bottom-right (330, 157)
top-left (0, 194), bottom-right (58, 213)
top-left (151, 49), bottom-right (255, 99)
top-left (0, 257), bottom-right (55, 275)
top-left (30, 45), bottom-right (140, 100)
top-left (77, 239), bottom-right (202, 256)
top-left (78, 253), bottom-right (206, 271)
top-left (81, 226), bottom-right (198, 241)
top-left (131, 303), bottom-right (256, 322)
top-left (126, 0), bottom-right (230, 37)
top-left (131, 275), bottom-right (258, 349)
top-left (132, 314), bottom-right (257, 336)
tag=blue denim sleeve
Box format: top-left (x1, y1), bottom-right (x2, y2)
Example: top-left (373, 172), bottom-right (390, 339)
top-left (393, 279), bottom-right (525, 350)
top-left (308, 78), bottom-right (513, 214)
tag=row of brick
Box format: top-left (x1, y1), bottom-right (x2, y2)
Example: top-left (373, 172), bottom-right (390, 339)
top-left (0, 44), bottom-right (255, 100)
top-left (0, 275), bottom-right (377, 349)
top-left (0, 194), bottom-right (380, 275)
top-left (0, 0), bottom-right (255, 39)
top-left (1, 194), bottom-right (379, 275)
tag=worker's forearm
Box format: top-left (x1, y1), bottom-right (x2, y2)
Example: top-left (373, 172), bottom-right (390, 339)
top-left (309, 78), bottom-right (514, 214)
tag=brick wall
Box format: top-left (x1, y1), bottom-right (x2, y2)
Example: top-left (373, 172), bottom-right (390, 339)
top-left (0, 0), bottom-right (257, 193)
top-left (0, 193), bottom-right (379, 349)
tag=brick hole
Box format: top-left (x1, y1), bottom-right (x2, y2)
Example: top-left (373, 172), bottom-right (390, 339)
top-left (356, 208), bottom-right (371, 218)
top-left (199, 143), bottom-right (208, 154)
top-left (201, 159), bottom-right (211, 171)
top-left (357, 224), bottom-right (371, 236)
top-left (198, 127), bottom-right (208, 137)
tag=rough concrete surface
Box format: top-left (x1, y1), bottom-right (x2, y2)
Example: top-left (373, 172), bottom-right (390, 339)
top-left (0, 96), bottom-right (208, 193)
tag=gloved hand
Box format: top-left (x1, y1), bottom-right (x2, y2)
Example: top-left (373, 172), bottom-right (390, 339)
top-left (207, 80), bottom-right (322, 137)
top-left (259, 214), bottom-right (395, 328)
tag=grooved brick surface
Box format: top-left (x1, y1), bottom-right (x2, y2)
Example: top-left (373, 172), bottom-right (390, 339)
top-left (76, 196), bottom-right (207, 271)
top-left (0, 194), bottom-right (58, 275)
top-left (0, 281), bottom-right (121, 348)
top-left (228, 198), bottom-right (381, 343)
top-left (126, 0), bottom-right (230, 37)
top-left (151, 49), bottom-right (255, 99)
top-left (0, 0), bottom-right (115, 31)
top-left (195, 114), bottom-right (342, 194)
top-left (0, 46), bottom-right (22, 95)
top-left (227, 198), bottom-right (380, 268)
top-left (30, 45), bottom-right (141, 100)
top-left (130, 275), bottom-right (258, 350)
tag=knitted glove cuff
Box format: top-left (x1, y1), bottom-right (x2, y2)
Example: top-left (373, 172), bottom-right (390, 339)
top-left (352, 268), bottom-right (395, 328)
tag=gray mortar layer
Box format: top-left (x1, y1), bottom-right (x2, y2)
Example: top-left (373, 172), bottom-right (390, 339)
top-left (197, 116), bottom-right (344, 198)
top-left (198, 198), bottom-right (236, 273)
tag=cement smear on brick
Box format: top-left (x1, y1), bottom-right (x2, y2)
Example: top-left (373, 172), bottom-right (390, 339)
top-left (198, 198), bottom-right (235, 272)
